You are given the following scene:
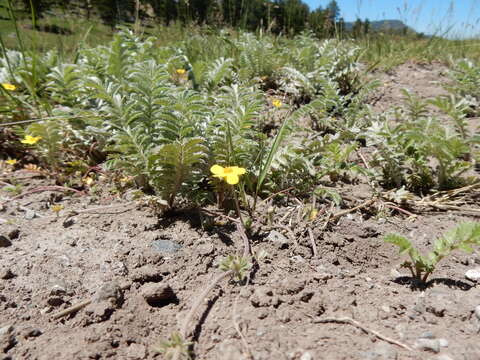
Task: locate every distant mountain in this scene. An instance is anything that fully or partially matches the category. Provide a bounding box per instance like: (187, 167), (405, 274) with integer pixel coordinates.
(344, 19), (413, 32)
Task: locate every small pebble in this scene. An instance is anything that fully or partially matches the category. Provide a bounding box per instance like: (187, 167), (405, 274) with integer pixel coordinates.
(267, 230), (289, 249)
(94, 282), (123, 307)
(438, 339), (448, 348)
(465, 268), (480, 282)
(24, 209), (36, 220)
(50, 285), (66, 296)
(256, 328), (266, 337)
(197, 243), (214, 256)
(151, 240), (181, 254)
(300, 352), (313, 360)
(414, 338), (440, 353)
(381, 305), (391, 313)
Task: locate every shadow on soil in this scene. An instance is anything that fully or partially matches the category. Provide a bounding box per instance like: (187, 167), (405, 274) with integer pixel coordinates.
(393, 276), (473, 291)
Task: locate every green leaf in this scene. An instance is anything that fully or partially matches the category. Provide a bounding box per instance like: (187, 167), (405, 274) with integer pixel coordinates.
(384, 234), (413, 255)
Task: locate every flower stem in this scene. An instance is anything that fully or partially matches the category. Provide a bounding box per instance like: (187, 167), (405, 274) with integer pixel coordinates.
(232, 187), (251, 256)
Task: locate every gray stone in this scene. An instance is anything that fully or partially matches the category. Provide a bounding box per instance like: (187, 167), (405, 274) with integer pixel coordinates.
(50, 285), (67, 296)
(140, 283), (176, 307)
(414, 338), (440, 353)
(151, 239), (181, 254)
(0, 235), (12, 248)
(256, 328), (266, 336)
(93, 282), (123, 307)
(381, 305), (391, 313)
(465, 268), (480, 282)
(24, 209), (36, 220)
(438, 338), (449, 348)
(300, 352), (313, 360)
(267, 230), (289, 249)
(197, 243), (214, 256)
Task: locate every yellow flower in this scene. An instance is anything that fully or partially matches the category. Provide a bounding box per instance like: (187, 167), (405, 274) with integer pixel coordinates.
(83, 177), (94, 186)
(272, 99), (282, 108)
(119, 176), (131, 184)
(210, 165), (246, 185)
(5, 159), (17, 165)
(51, 204), (64, 213)
(24, 163), (41, 172)
(176, 69), (186, 75)
(1, 83), (16, 91)
(21, 135), (42, 145)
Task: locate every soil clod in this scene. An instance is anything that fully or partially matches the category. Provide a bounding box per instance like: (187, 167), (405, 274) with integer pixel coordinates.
(140, 283), (177, 307)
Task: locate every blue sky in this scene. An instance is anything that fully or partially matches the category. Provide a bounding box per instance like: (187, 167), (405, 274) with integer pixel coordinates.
(304, 0), (480, 38)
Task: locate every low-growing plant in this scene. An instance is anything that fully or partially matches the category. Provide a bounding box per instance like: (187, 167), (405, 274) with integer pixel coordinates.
(447, 59), (480, 114)
(384, 222), (480, 283)
(1, 28), (376, 211)
(219, 254), (252, 282)
(366, 90), (477, 193)
(152, 332), (191, 360)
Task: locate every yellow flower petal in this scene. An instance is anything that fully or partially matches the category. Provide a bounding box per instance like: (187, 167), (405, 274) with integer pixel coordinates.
(176, 69), (186, 75)
(231, 166), (246, 175)
(225, 174), (239, 185)
(210, 164), (224, 175)
(272, 99), (282, 108)
(210, 164), (246, 185)
(5, 159), (17, 165)
(20, 135), (42, 145)
(83, 177), (94, 186)
(1, 83), (16, 91)
(51, 204), (64, 213)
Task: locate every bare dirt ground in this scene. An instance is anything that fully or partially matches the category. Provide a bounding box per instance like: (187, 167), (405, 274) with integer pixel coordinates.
(1, 63), (480, 360)
(370, 61), (450, 113)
